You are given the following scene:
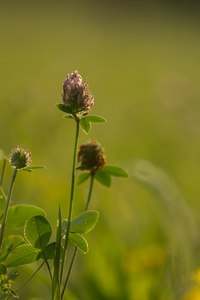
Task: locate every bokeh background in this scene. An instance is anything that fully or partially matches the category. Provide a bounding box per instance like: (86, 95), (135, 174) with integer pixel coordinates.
(1, 1), (200, 299)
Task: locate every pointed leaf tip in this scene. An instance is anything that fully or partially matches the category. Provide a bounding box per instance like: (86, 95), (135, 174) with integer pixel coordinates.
(103, 165), (128, 177)
(23, 165), (46, 172)
(85, 115), (106, 123)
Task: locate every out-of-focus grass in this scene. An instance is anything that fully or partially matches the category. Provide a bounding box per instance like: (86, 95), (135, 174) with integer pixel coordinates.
(1, 1), (200, 299)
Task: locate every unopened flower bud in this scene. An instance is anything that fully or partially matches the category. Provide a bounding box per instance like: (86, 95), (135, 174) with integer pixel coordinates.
(9, 146), (32, 170)
(78, 141), (105, 173)
(62, 70), (94, 117)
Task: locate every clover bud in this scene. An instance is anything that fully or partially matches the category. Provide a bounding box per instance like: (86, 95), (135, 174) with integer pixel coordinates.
(9, 146), (32, 170)
(62, 70), (94, 117)
(78, 141), (105, 174)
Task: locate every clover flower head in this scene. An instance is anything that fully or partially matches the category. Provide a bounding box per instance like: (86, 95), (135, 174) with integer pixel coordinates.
(78, 141), (105, 173)
(9, 146), (32, 170)
(62, 70), (94, 117)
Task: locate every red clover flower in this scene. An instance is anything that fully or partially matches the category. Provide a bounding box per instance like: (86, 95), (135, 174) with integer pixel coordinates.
(78, 141), (105, 174)
(62, 70), (94, 117)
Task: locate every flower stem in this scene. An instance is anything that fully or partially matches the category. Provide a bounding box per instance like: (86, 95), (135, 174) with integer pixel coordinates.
(60, 119), (80, 284)
(0, 158), (7, 187)
(85, 173), (95, 210)
(0, 167), (18, 247)
(61, 174), (95, 299)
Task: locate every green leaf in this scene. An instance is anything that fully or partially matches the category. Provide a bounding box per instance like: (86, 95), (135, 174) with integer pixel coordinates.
(24, 215), (52, 249)
(77, 173), (90, 185)
(64, 114), (74, 119)
(70, 210), (99, 234)
(0, 264), (7, 275)
(0, 187), (6, 218)
(95, 170), (112, 187)
(7, 205), (46, 229)
(85, 115), (106, 123)
(0, 235), (25, 262)
(42, 242), (56, 260)
(69, 233), (88, 254)
(80, 117), (91, 133)
(23, 165), (46, 172)
(56, 103), (73, 115)
(103, 165), (128, 177)
(5, 244), (39, 267)
(80, 115), (106, 134)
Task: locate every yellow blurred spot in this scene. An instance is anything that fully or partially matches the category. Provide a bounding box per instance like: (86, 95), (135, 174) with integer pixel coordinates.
(193, 268), (200, 284)
(181, 268), (200, 300)
(182, 287), (200, 300)
(124, 244), (166, 273)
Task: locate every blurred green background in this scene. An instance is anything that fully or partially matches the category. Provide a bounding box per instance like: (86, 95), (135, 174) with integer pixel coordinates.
(1, 1), (200, 299)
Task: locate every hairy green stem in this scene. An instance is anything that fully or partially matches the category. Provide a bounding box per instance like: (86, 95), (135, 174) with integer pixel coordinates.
(61, 174), (95, 299)
(60, 119), (80, 284)
(0, 167), (18, 247)
(0, 158), (6, 187)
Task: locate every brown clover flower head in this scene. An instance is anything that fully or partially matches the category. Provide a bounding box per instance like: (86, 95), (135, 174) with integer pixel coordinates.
(62, 70), (94, 116)
(78, 141), (105, 173)
(9, 146), (32, 170)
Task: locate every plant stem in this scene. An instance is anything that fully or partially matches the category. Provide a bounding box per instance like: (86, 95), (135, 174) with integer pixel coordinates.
(0, 158), (6, 187)
(61, 174), (95, 299)
(60, 119), (80, 283)
(61, 247), (77, 300)
(85, 173), (95, 210)
(0, 167), (18, 247)
(52, 206), (62, 300)
(43, 254), (53, 280)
